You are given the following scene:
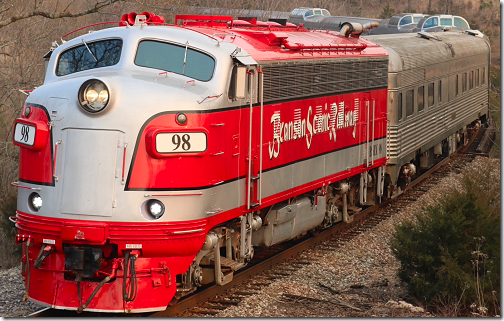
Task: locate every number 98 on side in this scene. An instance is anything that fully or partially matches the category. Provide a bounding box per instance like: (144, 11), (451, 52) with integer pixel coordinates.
(155, 132), (207, 154)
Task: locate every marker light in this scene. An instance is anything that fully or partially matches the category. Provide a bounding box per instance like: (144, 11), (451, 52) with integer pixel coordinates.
(147, 199), (165, 219)
(176, 113), (187, 125)
(24, 106), (31, 118)
(78, 79), (110, 113)
(29, 192), (42, 211)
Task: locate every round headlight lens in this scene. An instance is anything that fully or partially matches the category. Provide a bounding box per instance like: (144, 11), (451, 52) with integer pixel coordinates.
(29, 192), (42, 211)
(85, 89), (99, 103)
(98, 90), (109, 104)
(147, 199), (165, 219)
(78, 80), (110, 113)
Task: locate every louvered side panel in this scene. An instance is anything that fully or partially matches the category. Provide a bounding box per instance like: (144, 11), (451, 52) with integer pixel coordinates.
(261, 58), (388, 103)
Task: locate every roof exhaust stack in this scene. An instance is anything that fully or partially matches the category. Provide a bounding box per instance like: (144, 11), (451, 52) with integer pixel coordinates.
(340, 21), (379, 37)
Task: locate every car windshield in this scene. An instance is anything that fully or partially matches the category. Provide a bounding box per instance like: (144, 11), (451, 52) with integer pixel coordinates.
(135, 40), (215, 81)
(57, 39), (122, 76)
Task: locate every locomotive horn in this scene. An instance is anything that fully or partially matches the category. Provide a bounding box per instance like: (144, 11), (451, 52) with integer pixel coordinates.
(141, 12), (154, 21)
(127, 12), (137, 26)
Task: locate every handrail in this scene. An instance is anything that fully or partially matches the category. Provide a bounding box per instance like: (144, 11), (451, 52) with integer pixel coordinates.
(11, 182), (41, 191)
(61, 21), (122, 40)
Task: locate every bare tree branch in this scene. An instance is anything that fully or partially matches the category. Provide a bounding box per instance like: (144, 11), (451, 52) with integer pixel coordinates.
(0, 0), (123, 29)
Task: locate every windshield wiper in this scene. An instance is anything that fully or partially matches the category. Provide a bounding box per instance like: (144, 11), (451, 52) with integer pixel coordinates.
(183, 41), (188, 75)
(82, 39), (98, 62)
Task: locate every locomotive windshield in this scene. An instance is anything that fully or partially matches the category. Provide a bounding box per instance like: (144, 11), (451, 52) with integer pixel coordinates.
(135, 40), (215, 81)
(56, 39), (122, 76)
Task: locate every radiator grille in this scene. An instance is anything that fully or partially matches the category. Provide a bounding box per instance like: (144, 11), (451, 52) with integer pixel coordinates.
(261, 57), (388, 103)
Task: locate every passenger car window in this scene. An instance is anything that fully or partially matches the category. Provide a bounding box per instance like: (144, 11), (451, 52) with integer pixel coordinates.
(428, 83), (434, 107)
(423, 17), (438, 29)
(462, 73), (467, 92)
(398, 92), (403, 120)
(482, 68), (485, 84)
(455, 75), (459, 97)
(438, 80), (442, 104)
(418, 86), (424, 111)
(440, 18), (452, 26)
(469, 71), (474, 90)
(454, 17), (469, 29)
(57, 39), (122, 76)
(135, 40), (215, 81)
(476, 69), (479, 87)
(406, 89), (414, 116)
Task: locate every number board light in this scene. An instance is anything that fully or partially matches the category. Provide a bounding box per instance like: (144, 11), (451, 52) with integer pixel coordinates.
(12, 119), (49, 150)
(14, 123), (36, 146)
(155, 132), (207, 154)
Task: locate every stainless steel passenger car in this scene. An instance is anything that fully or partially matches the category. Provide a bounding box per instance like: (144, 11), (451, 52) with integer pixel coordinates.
(363, 31), (490, 193)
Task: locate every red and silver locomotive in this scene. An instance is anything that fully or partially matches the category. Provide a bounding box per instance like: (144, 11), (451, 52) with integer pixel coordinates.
(11, 12), (488, 312)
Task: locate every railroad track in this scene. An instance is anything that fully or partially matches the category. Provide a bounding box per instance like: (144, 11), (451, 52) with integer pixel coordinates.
(27, 127), (489, 318)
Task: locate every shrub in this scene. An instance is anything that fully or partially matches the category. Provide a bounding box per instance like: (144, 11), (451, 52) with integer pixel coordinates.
(391, 158), (500, 316)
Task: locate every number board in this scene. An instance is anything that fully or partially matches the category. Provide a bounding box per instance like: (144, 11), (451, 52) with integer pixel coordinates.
(156, 132), (207, 154)
(14, 123), (36, 146)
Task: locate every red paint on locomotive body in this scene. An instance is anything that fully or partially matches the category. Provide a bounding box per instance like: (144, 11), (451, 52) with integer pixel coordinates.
(127, 90), (387, 191)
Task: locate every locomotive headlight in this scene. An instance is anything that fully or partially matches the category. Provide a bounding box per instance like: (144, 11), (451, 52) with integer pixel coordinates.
(78, 79), (110, 113)
(29, 192), (42, 211)
(147, 199), (165, 219)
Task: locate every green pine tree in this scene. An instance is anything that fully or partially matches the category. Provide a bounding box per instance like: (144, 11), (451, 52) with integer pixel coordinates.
(379, 2), (395, 19)
(391, 159), (500, 314)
